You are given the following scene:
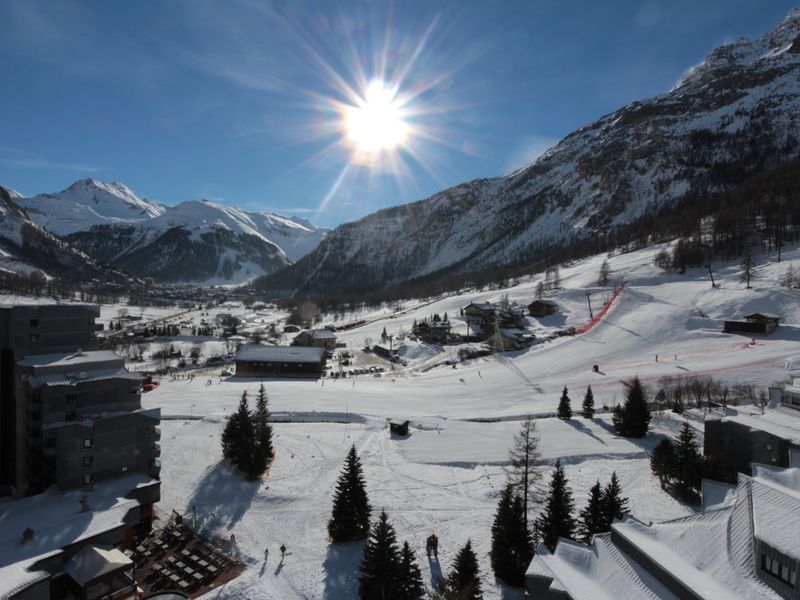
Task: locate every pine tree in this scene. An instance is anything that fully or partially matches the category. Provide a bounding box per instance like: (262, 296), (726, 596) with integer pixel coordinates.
(557, 386), (572, 419)
(601, 472), (629, 530)
(328, 445), (372, 542)
(396, 542), (426, 600)
(650, 438), (675, 490)
(490, 486), (534, 587)
(445, 540), (483, 600)
(506, 416), (542, 532)
(581, 386), (595, 419)
(381, 327), (388, 340)
(253, 383), (273, 465)
(578, 481), (604, 542)
(534, 461), (576, 552)
(220, 392), (256, 478)
(535, 281), (544, 300)
(598, 259), (611, 287)
(740, 250), (757, 289)
(613, 376), (650, 438)
(359, 510), (400, 600)
(673, 422), (702, 499)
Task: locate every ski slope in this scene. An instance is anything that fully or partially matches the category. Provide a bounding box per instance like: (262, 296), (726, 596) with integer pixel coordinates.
(143, 243), (800, 599)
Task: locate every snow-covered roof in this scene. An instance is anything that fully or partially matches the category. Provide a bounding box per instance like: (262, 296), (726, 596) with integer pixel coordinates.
(17, 350), (123, 370)
(298, 329), (336, 339)
(529, 466), (800, 599)
(722, 410), (800, 446)
(27, 367), (141, 389)
(465, 302), (495, 312)
(0, 474), (155, 598)
(64, 545), (132, 585)
(236, 345), (325, 363)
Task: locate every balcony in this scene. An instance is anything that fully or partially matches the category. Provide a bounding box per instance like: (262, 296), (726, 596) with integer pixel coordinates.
(149, 426), (161, 441)
(150, 442), (161, 457)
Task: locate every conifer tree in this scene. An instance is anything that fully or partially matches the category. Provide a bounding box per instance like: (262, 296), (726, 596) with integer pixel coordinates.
(601, 472), (629, 530)
(613, 376), (650, 437)
(506, 416), (542, 531)
(557, 386), (572, 419)
(490, 486), (534, 587)
(673, 422), (702, 499)
(598, 259), (611, 287)
(534, 461), (575, 552)
(253, 383), (273, 464)
(740, 250), (757, 289)
(359, 510), (400, 600)
(329, 445), (372, 542)
(650, 438), (675, 490)
(221, 392), (256, 477)
(445, 540), (483, 600)
(396, 542), (426, 600)
(578, 481), (604, 542)
(581, 386), (595, 419)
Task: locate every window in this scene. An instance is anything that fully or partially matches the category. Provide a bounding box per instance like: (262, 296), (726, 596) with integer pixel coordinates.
(65, 410), (76, 421)
(29, 334), (39, 343)
(29, 319), (39, 327)
(83, 438), (93, 448)
(83, 456), (93, 467)
(766, 443), (773, 451)
(66, 394), (77, 404)
(762, 553), (797, 588)
(83, 473), (93, 485)
(121, 465), (128, 473)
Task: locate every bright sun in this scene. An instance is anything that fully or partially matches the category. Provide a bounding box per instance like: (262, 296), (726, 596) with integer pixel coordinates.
(344, 79), (409, 154)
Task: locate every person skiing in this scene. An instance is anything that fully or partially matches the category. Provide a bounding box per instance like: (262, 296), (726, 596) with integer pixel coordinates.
(280, 544), (287, 559)
(426, 534), (438, 557)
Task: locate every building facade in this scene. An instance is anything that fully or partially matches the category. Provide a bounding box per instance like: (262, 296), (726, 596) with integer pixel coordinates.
(236, 345), (326, 378)
(0, 305), (160, 499)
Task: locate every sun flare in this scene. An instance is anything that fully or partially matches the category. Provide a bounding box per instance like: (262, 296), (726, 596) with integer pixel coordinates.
(343, 79), (410, 154)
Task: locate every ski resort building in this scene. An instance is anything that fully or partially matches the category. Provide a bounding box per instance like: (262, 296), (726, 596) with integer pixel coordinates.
(781, 377), (800, 411)
(723, 313), (781, 335)
(0, 305), (161, 499)
(526, 464), (800, 600)
(291, 329), (337, 351)
(528, 300), (558, 318)
(235, 345), (326, 378)
(705, 410), (800, 476)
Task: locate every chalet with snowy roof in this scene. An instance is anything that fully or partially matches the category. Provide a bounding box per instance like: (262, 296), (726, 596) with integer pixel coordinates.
(292, 329), (338, 351)
(372, 342), (399, 360)
(705, 409), (800, 476)
(528, 299), (558, 318)
(724, 313), (781, 336)
(526, 464), (800, 600)
(235, 345), (326, 378)
(463, 302), (497, 327)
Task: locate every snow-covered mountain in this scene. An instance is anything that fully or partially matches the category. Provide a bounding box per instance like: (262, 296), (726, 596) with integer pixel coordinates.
(17, 178), (166, 235)
(9, 180), (326, 284)
(262, 9), (800, 297)
(62, 198), (326, 285)
(0, 186), (133, 282)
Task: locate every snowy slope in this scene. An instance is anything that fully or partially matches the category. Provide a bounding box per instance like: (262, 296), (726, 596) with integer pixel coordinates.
(139, 242), (800, 599)
(17, 178), (166, 235)
(263, 9), (800, 297)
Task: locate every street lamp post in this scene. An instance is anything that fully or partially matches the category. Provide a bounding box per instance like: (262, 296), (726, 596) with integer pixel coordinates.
(585, 290), (594, 319)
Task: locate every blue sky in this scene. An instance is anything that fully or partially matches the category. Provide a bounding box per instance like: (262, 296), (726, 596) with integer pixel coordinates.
(0, 0), (795, 228)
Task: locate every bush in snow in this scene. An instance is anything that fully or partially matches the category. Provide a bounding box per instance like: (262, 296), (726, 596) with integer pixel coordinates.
(328, 445), (372, 542)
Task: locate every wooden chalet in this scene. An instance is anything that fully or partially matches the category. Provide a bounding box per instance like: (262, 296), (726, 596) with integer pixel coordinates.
(528, 299), (558, 318)
(723, 313), (780, 335)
